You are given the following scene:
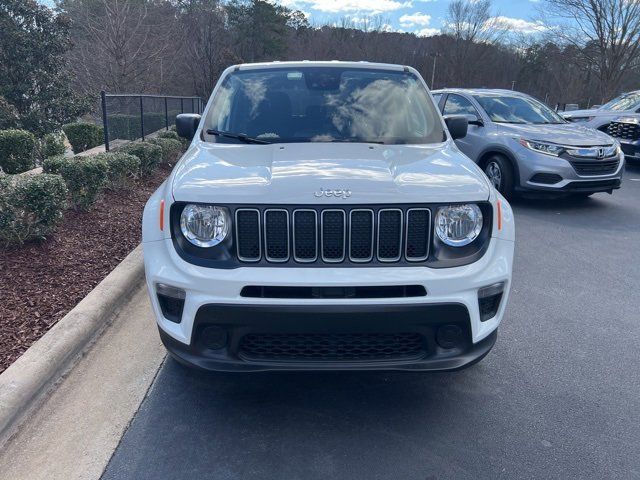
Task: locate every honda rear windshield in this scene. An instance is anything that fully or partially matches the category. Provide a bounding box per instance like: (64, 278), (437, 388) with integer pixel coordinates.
(474, 94), (566, 125)
(203, 67), (444, 144)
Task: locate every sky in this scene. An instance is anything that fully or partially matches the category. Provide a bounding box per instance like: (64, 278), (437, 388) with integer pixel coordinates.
(39, 0), (548, 38)
(276, 0), (547, 37)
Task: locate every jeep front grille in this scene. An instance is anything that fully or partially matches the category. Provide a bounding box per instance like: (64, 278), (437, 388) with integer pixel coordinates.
(235, 206), (432, 265)
(607, 121), (640, 141)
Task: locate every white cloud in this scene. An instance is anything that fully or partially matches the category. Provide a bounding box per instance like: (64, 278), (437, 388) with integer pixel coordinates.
(491, 16), (548, 34)
(283, 0), (412, 14)
(399, 13), (432, 28)
(416, 27), (440, 37)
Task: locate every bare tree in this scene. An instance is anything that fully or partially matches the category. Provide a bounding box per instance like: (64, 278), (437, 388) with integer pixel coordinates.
(443, 0), (506, 86)
(541, 0), (640, 101)
(62, 0), (177, 94)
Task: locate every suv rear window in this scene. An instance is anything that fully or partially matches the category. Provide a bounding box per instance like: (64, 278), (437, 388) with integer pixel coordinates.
(204, 67), (444, 144)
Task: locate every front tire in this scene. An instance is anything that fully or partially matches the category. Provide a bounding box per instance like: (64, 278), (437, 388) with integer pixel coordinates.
(483, 155), (515, 199)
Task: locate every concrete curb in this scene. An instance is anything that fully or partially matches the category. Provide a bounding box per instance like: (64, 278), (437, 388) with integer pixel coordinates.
(0, 244), (145, 448)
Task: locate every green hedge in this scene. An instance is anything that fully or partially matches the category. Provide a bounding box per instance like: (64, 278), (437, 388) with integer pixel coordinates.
(94, 152), (140, 189)
(156, 130), (180, 141)
(42, 132), (66, 158)
(59, 156), (108, 210)
(149, 137), (183, 163)
(0, 129), (36, 174)
(119, 142), (162, 175)
(62, 123), (104, 154)
(42, 155), (67, 175)
(0, 173), (68, 245)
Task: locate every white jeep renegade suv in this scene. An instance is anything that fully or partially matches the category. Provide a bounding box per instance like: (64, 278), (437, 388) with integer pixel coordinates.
(142, 61), (515, 371)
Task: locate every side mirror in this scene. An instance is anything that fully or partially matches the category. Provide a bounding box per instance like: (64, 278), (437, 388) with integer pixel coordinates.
(466, 114), (484, 127)
(176, 114), (201, 140)
(444, 115), (468, 140)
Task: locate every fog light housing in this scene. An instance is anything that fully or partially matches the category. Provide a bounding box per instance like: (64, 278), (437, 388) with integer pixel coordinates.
(478, 282), (504, 322)
(156, 283), (185, 324)
(436, 324), (463, 349)
(200, 326), (228, 350)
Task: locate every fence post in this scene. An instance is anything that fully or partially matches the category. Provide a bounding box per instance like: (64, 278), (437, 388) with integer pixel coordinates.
(101, 91), (110, 152)
(191, 97), (194, 113)
(140, 96), (145, 141)
(180, 98), (184, 114)
(164, 97), (169, 131)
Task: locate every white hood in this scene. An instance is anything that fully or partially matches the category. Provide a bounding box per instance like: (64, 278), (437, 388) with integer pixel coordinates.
(171, 141), (491, 205)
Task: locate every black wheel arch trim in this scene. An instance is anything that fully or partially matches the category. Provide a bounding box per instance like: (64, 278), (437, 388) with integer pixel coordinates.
(476, 146), (521, 187)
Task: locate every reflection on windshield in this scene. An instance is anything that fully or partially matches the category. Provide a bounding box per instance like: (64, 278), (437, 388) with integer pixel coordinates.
(474, 94), (565, 125)
(600, 92), (640, 111)
(204, 67), (444, 144)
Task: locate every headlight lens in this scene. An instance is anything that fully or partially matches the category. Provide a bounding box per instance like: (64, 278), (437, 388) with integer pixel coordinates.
(519, 138), (565, 156)
(435, 204), (483, 247)
(569, 116), (594, 123)
(180, 204), (230, 247)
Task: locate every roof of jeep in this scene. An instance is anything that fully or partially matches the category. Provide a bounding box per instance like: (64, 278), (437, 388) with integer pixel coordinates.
(230, 60), (407, 72)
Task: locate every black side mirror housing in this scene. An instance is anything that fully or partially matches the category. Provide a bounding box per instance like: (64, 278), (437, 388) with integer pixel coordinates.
(176, 114), (202, 140)
(466, 114), (484, 127)
(444, 115), (469, 140)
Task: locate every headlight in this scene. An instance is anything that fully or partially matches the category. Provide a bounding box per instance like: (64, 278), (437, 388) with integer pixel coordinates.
(180, 204), (230, 247)
(569, 116), (594, 123)
(435, 204), (483, 247)
(519, 138), (565, 157)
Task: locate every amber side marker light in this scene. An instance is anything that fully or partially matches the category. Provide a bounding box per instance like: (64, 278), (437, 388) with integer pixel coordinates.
(497, 200), (502, 231)
(160, 200), (165, 231)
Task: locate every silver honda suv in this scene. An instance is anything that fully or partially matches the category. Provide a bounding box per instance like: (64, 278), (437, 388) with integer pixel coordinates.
(431, 88), (624, 198)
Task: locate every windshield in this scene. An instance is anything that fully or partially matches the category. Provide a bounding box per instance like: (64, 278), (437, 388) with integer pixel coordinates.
(473, 94), (565, 124)
(204, 67), (444, 144)
(600, 92), (640, 111)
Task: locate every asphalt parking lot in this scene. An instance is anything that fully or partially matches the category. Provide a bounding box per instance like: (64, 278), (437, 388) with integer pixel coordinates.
(102, 166), (640, 480)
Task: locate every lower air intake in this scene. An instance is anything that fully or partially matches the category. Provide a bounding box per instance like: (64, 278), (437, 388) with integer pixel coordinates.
(239, 332), (425, 361)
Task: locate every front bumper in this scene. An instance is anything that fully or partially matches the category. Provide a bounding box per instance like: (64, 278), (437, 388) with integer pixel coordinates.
(619, 139), (640, 161)
(513, 143), (624, 194)
(143, 235), (513, 371)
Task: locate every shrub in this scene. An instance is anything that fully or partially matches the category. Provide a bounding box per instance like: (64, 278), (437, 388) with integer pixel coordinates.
(94, 152), (140, 189)
(157, 130), (180, 141)
(119, 142), (162, 175)
(59, 156), (108, 210)
(149, 137), (183, 163)
(42, 131), (66, 158)
(62, 123), (104, 154)
(0, 129), (36, 174)
(0, 173), (68, 245)
(42, 154), (68, 175)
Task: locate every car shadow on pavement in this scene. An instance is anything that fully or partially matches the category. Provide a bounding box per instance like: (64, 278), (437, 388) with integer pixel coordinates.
(102, 356), (516, 479)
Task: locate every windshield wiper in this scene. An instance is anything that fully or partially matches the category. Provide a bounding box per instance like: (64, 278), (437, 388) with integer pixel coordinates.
(206, 129), (271, 144)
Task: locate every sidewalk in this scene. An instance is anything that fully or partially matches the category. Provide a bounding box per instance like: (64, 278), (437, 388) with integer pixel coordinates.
(0, 285), (165, 480)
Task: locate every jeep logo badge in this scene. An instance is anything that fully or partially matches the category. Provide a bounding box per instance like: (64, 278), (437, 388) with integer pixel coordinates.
(314, 188), (352, 199)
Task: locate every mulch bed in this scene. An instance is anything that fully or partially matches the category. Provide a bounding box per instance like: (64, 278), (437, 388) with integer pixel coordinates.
(0, 164), (173, 373)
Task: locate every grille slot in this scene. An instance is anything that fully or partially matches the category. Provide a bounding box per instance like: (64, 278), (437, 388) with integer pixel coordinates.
(570, 159), (620, 176)
(321, 210), (346, 262)
(607, 121), (640, 141)
(239, 332), (426, 362)
(405, 209), (430, 261)
(264, 209), (289, 262)
(235, 209), (261, 261)
(377, 209), (403, 262)
(293, 210), (317, 262)
(349, 209), (374, 262)
(240, 285), (427, 299)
